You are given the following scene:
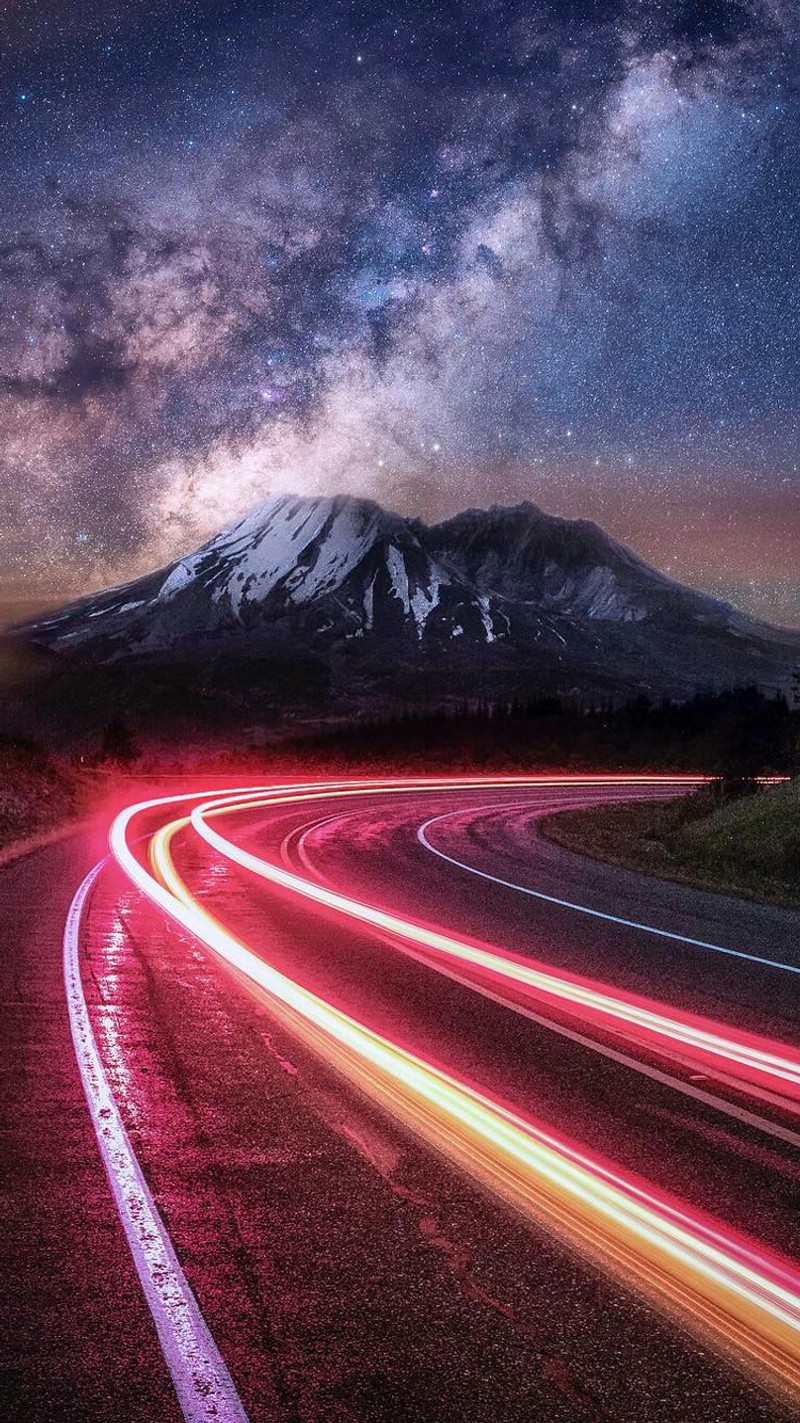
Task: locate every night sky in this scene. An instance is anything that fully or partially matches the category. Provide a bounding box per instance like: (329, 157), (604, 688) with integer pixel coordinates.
(1, 0), (797, 625)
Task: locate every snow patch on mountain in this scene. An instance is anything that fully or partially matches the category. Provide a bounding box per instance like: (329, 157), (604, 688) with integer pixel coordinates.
(363, 574), (377, 631)
(20, 493), (798, 703)
(478, 595), (495, 643)
(410, 577), (442, 636)
(386, 545), (410, 614)
(159, 563), (194, 601)
(385, 546), (446, 638)
(168, 494), (396, 617)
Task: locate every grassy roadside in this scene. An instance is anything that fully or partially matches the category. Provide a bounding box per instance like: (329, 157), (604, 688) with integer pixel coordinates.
(540, 779), (800, 912)
(0, 737), (83, 850)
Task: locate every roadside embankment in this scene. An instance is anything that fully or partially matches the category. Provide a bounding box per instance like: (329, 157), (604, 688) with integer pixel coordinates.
(540, 779), (800, 911)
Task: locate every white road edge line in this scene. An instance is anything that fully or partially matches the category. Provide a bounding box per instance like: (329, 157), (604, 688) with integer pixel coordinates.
(374, 930), (800, 1152)
(64, 858), (250, 1423)
(417, 807), (800, 977)
(291, 817), (800, 1152)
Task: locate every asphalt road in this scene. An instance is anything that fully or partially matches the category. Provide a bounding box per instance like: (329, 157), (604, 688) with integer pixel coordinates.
(3, 779), (800, 1423)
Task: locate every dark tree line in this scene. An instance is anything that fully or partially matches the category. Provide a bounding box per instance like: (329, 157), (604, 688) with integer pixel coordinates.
(284, 687), (797, 777)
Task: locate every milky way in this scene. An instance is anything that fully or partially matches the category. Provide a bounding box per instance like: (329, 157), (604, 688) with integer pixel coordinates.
(1, 0), (797, 623)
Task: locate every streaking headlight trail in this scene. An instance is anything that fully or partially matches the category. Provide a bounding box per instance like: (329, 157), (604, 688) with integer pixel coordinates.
(110, 776), (800, 1397)
(191, 782), (800, 1111)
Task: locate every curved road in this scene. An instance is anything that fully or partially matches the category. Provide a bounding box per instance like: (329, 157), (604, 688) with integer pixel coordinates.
(3, 776), (800, 1423)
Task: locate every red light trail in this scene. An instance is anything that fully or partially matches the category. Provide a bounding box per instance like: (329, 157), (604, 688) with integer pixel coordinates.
(107, 775), (800, 1397)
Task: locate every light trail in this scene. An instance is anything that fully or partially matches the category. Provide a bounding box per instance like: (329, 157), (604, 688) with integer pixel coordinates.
(284, 809), (800, 1149)
(108, 776), (800, 1396)
(186, 784), (800, 1110)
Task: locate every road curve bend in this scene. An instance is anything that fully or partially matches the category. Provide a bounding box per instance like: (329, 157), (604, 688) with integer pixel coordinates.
(5, 775), (800, 1423)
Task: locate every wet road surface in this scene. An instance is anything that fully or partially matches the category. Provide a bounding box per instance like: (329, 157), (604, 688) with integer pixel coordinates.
(3, 778), (800, 1422)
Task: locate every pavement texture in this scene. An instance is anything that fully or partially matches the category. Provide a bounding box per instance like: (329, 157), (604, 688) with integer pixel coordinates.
(2, 782), (800, 1422)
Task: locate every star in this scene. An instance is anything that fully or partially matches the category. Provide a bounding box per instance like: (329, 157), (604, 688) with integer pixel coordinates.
(0, 0), (793, 630)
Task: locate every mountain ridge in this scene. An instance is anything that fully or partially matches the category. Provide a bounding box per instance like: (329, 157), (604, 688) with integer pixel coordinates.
(18, 493), (799, 707)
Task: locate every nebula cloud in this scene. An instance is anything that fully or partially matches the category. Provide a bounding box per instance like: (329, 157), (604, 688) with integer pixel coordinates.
(0, 1), (796, 621)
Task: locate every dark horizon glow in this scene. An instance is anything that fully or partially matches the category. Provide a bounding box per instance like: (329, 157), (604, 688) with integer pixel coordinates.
(0, 2), (797, 625)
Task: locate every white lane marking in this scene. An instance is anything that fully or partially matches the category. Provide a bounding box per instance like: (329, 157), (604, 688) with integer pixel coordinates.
(418, 805), (800, 978)
(285, 790), (627, 886)
(376, 930), (800, 1152)
(288, 815), (800, 1152)
(64, 859), (250, 1423)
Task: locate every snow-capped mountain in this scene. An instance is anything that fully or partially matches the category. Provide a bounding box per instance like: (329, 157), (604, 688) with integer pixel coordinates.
(22, 494), (799, 702)
(27, 495), (509, 656)
(423, 503), (693, 622)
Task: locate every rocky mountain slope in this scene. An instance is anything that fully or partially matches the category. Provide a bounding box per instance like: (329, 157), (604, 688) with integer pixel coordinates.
(20, 494), (799, 706)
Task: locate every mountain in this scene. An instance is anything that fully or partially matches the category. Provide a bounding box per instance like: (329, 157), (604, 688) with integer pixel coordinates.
(17, 494), (800, 713)
(29, 495), (490, 657)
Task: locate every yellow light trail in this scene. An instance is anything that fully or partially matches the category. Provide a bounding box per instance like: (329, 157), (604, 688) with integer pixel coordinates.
(109, 777), (800, 1398)
(188, 783), (800, 1108)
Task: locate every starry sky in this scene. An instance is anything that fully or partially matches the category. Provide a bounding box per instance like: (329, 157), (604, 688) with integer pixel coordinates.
(1, 0), (798, 625)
